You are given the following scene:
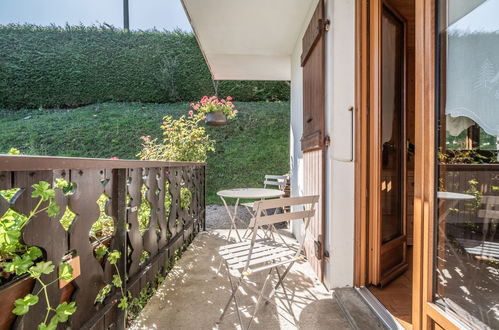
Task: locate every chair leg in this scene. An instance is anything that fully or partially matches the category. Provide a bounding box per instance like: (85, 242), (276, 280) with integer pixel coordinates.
(218, 271), (243, 326)
(227, 268), (244, 329)
(246, 267), (273, 330)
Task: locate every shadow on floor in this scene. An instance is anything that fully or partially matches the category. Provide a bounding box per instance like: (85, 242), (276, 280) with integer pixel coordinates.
(130, 230), (351, 330)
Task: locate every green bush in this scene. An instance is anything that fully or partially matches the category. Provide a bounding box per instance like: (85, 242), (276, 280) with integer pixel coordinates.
(0, 24), (289, 109)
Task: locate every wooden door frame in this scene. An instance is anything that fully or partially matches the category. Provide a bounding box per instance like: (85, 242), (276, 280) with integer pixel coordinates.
(355, 0), (468, 328)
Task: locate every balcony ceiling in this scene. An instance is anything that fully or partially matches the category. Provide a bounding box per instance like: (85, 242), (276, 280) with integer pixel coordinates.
(181, 0), (317, 81)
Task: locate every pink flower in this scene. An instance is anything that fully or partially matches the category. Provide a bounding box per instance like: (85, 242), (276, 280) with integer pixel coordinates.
(234, 110), (238, 114)
(202, 116), (206, 120)
(110, 157), (119, 160)
(227, 96), (233, 101)
(190, 103), (194, 107)
(188, 110), (194, 115)
(193, 104), (200, 110)
(221, 99), (226, 103)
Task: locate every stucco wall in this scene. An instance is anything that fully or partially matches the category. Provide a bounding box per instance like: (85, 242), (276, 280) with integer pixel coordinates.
(290, 0), (355, 289)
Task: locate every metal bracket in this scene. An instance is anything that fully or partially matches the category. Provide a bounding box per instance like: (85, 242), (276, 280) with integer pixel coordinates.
(323, 19), (331, 31)
(324, 135), (331, 148)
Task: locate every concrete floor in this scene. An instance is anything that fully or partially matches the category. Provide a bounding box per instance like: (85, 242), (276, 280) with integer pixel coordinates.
(130, 229), (351, 330)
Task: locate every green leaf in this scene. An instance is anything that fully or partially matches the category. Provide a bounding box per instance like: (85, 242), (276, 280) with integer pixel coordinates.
(26, 246), (43, 260)
(117, 296), (128, 310)
(94, 245), (108, 259)
(12, 294), (39, 315)
(112, 274), (122, 288)
(31, 182), (55, 201)
(47, 200), (60, 217)
(38, 320), (57, 330)
(107, 250), (121, 265)
(54, 301), (77, 323)
(6, 255), (34, 275)
(29, 261), (54, 278)
(58, 263), (73, 281)
(0, 227), (20, 245)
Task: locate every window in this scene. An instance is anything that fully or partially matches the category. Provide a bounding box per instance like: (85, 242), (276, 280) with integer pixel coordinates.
(435, 1), (499, 328)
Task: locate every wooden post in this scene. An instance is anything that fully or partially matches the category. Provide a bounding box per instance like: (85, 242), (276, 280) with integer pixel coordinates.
(113, 169), (128, 329)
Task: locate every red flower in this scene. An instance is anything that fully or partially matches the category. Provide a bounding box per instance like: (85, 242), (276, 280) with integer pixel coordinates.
(227, 96), (233, 101)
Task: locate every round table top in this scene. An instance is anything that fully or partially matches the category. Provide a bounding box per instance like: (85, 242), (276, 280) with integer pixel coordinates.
(217, 188), (285, 199)
(437, 191), (475, 200)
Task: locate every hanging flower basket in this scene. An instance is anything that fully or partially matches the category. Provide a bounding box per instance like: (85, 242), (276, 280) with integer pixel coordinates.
(205, 110), (227, 126)
(189, 96), (238, 127)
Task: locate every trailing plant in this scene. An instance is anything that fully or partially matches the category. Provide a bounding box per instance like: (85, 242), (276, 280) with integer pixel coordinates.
(1, 181), (77, 329)
(138, 114), (215, 162)
(0, 180), (68, 284)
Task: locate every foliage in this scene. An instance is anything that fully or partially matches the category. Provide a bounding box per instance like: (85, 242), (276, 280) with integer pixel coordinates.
(0, 182), (63, 273)
(190, 95), (238, 119)
(0, 101), (290, 204)
(0, 24), (289, 109)
(1, 181), (77, 329)
(138, 114), (215, 163)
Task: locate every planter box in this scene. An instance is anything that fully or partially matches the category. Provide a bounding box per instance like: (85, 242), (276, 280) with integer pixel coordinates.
(0, 275), (35, 330)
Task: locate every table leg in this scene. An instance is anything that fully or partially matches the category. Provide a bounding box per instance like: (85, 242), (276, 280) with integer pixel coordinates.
(221, 196), (242, 242)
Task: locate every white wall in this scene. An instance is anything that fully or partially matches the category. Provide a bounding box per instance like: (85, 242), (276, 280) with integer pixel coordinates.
(290, 0), (356, 289)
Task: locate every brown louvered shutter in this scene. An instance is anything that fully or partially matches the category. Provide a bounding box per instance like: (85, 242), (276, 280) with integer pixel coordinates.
(300, 0), (327, 282)
(301, 0), (326, 152)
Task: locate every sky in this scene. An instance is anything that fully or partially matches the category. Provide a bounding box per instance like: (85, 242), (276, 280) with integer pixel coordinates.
(449, 0), (499, 33)
(0, 0), (192, 32)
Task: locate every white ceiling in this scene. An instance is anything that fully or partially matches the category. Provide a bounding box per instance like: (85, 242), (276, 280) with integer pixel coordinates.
(181, 0), (317, 80)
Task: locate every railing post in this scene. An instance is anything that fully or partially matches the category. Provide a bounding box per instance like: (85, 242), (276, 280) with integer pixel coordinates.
(112, 169), (128, 329)
(203, 165), (206, 231)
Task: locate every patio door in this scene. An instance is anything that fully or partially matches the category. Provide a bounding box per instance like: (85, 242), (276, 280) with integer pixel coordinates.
(300, 0), (327, 281)
(369, 2), (409, 287)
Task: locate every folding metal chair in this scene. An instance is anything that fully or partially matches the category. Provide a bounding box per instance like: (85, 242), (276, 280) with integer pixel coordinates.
(241, 174), (289, 241)
(217, 195), (319, 329)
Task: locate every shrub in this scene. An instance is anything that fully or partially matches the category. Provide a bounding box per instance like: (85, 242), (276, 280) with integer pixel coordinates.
(138, 114), (215, 163)
(0, 24), (290, 109)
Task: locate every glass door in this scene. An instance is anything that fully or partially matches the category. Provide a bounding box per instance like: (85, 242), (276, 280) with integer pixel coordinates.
(433, 0), (499, 328)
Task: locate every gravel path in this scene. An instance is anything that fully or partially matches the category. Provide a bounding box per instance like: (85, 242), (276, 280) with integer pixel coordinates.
(205, 204), (253, 229)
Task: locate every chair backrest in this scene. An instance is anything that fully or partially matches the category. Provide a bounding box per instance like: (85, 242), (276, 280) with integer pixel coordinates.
(251, 195), (318, 227)
(479, 195), (499, 220)
(263, 174), (289, 191)
(243, 196), (319, 271)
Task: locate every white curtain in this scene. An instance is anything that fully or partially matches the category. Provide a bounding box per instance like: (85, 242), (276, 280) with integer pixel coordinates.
(445, 0), (499, 137)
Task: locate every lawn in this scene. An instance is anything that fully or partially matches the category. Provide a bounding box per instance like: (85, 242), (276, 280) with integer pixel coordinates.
(0, 102), (290, 204)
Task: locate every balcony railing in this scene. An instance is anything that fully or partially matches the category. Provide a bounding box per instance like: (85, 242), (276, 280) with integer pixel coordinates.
(0, 155), (206, 329)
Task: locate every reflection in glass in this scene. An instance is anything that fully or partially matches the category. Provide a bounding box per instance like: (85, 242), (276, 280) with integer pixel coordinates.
(436, 0), (499, 328)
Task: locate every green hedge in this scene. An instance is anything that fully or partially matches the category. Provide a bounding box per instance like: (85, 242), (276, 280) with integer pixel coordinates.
(0, 25), (289, 109)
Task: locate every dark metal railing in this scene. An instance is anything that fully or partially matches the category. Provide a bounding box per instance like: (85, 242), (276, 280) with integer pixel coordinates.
(0, 155), (206, 329)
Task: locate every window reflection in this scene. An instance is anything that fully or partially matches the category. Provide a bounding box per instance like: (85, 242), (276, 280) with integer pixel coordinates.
(436, 0), (499, 328)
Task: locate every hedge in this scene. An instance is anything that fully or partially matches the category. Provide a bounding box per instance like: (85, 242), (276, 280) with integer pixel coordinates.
(0, 24), (290, 109)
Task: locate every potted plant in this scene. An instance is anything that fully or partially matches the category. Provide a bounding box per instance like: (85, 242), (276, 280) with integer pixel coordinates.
(189, 96), (238, 126)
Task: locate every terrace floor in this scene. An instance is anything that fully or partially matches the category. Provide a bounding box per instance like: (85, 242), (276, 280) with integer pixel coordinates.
(130, 228), (352, 330)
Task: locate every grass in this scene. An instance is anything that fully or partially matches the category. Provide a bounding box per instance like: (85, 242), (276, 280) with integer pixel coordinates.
(0, 101), (290, 204)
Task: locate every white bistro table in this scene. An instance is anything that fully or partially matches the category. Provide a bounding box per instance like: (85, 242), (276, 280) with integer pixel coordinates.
(217, 188), (285, 242)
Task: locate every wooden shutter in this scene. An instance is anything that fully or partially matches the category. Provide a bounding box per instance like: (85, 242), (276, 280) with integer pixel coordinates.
(301, 0), (326, 152)
(300, 0), (327, 282)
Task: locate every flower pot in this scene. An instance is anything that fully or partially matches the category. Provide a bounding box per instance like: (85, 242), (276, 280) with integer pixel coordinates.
(0, 274), (35, 330)
(205, 111), (227, 126)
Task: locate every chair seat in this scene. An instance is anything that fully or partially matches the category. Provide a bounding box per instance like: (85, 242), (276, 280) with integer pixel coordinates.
(218, 238), (300, 275)
(241, 201), (255, 208)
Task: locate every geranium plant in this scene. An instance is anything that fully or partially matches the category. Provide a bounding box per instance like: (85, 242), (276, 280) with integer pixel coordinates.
(189, 96), (238, 119)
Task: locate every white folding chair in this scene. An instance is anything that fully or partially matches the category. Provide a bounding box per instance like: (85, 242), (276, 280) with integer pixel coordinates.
(242, 174), (289, 240)
(217, 195), (319, 329)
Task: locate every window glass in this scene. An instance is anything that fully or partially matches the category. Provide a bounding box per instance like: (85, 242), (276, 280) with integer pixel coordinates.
(436, 1), (499, 328)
